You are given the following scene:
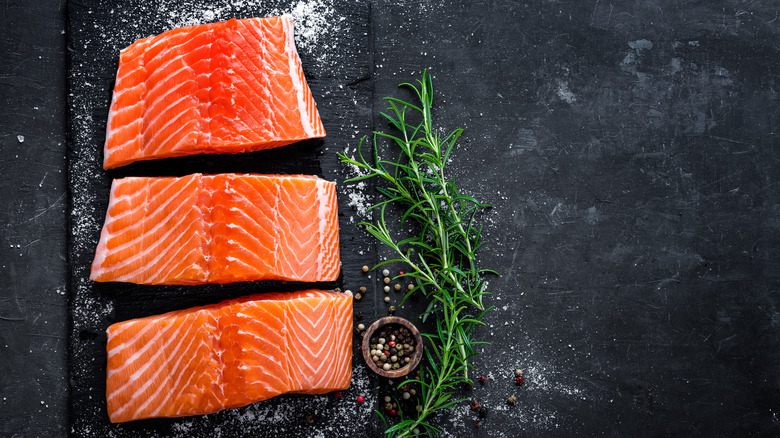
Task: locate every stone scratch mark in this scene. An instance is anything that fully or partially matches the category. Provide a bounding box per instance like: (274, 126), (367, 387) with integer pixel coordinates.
(24, 192), (65, 223)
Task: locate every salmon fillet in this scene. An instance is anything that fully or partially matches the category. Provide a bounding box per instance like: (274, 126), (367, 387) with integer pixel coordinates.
(103, 15), (325, 169)
(105, 290), (353, 423)
(90, 173), (340, 284)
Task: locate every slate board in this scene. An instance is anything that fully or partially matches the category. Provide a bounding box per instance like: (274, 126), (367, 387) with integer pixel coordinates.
(61, 0), (780, 437)
(67, 1), (379, 436)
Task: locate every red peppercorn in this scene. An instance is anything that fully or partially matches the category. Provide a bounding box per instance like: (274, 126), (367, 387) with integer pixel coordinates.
(516, 376), (525, 386)
(399, 271), (405, 275)
(384, 350), (390, 356)
(390, 409), (397, 416)
(478, 375), (487, 383)
(333, 391), (343, 398)
(357, 396), (365, 403)
(470, 400), (479, 410)
(388, 341), (396, 347)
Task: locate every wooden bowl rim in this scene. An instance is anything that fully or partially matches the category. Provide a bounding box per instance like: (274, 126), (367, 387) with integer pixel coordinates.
(361, 316), (423, 378)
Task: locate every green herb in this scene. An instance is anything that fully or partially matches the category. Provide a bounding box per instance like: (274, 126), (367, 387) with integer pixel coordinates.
(338, 70), (496, 437)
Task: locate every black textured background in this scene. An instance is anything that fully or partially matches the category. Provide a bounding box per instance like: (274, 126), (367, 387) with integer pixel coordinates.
(1, 0), (779, 436)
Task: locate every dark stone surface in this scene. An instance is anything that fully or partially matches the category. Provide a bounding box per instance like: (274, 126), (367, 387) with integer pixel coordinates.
(1, 0), (779, 436)
(0, 0), (69, 437)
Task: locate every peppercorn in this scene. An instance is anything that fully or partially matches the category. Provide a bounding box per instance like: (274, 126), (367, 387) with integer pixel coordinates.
(409, 388), (416, 396)
(344, 289), (351, 295)
(384, 277), (391, 284)
(394, 283), (401, 291)
(384, 286), (390, 293)
(413, 428), (420, 434)
(392, 363), (400, 369)
(478, 375), (487, 384)
(362, 265), (369, 272)
(384, 297), (390, 303)
(399, 270), (405, 275)
(507, 395), (516, 406)
(515, 369), (523, 376)
(402, 391), (410, 400)
(357, 323), (365, 331)
(408, 284), (414, 291)
(382, 269), (390, 276)
(359, 286), (367, 293)
(388, 305), (395, 314)
(354, 293), (362, 300)
(383, 363), (391, 371)
(357, 395), (364, 403)
(389, 348), (397, 355)
(404, 357), (410, 363)
(470, 400), (479, 410)
(516, 375), (525, 386)
(390, 409), (397, 416)
(388, 340), (396, 347)
(334, 287), (341, 292)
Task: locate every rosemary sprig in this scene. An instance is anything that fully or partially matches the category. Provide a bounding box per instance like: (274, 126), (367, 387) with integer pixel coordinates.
(338, 70), (496, 437)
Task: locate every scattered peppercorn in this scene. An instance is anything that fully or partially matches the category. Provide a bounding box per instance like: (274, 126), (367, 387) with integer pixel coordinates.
(478, 375), (487, 384)
(384, 286), (390, 293)
(384, 296), (390, 303)
(413, 428), (420, 434)
(383, 277), (391, 284)
(357, 395), (364, 403)
(515, 369), (523, 376)
(382, 269), (390, 276)
(470, 400), (479, 410)
(409, 389), (416, 396)
(388, 305), (396, 314)
(402, 391), (410, 400)
(384, 396), (392, 403)
(357, 323), (365, 331)
(507, 395), (516, 406)
(334, 287), (341, 292)
(394, 283), (401, 291)
(354, 293), (362, 300)
(399, 270), (405, 275)
(362, 265), (369, 272)
(407, 284), (414, 291)
(516, 375), (525, 386)
(359, 286), (367, 293)
(390, 409), (397, 416)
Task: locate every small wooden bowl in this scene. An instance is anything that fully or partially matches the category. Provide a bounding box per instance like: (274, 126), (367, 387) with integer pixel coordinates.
(361, 316), (423, 378)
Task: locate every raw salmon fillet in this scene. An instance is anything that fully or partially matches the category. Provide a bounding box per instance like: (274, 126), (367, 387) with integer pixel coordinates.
(103, 15), (325, 169)
(105, 290), (353, 423)
(90, 173), (340, 284)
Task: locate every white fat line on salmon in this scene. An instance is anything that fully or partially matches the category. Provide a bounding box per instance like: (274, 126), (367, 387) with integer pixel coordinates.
(282, 15), (315, 138)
